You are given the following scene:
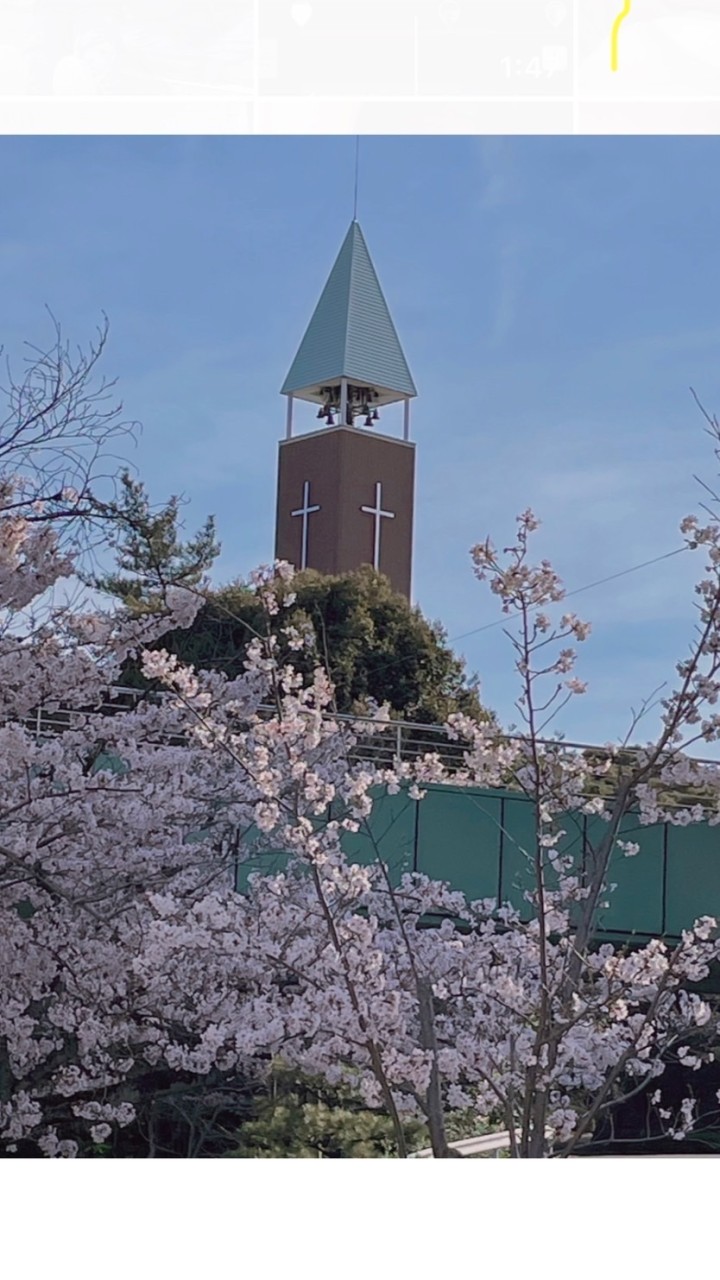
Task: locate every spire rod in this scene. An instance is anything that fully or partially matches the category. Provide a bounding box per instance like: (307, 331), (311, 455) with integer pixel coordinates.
(353, 136), (360, 222)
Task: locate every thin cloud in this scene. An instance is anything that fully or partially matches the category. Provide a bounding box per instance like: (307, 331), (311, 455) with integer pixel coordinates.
(473, 139), (529, 347)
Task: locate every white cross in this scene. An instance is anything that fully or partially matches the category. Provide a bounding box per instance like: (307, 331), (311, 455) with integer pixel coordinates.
(360, 481), (395, 571)
(291, 480), (321, 571)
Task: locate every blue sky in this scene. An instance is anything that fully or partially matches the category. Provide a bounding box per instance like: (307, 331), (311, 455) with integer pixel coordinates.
(2, 134), (720, 751)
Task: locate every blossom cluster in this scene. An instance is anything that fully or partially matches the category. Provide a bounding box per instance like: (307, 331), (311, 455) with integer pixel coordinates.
(2, 499), (720, 1160)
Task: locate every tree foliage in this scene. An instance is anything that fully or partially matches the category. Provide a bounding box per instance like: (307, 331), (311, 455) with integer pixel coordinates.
(90, 469), (220, 613)
(225, 1068), (426, 1159)
(138, 566), (490, 726)
(5, 319), (720, 1160)
(0, 312), (135, 569)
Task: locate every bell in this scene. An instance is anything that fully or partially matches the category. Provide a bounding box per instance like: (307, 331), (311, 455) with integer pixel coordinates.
(364, 413), (373, 427)
(317, 405), (325, 418)
(325, 410), (335, 426)
(372, 409), (379, 421)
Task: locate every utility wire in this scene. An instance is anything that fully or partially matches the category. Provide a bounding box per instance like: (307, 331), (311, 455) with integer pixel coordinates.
(276, 544), (691, 687)
(351, 543), (691, 689)
(333, 544), (691, 691)
(449, 545), (690, 644)
(165, 543), (692, 694)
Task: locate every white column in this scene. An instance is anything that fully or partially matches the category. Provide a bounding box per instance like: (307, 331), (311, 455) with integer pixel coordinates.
(403, 398), (410, 442)
(340, 378), (348, 427)
(360, 481), (395, 571)
(291, 480), (321, 571)
(285, 395), (294, 440)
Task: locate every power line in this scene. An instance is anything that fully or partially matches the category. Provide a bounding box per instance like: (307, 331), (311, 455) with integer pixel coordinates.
(449, 545), (689, 644)
(341, 545), (691, 695)
(360, 544), (691, 685)
(277, 544), (693, 687)
(164, 543), (692, 695)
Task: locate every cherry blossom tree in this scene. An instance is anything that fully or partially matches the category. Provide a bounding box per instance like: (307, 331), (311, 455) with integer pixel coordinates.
(104, 544), (720, 1158)
(0, 313), (135, 555)
(4, 515), (720, 1157)
(3, 323), (720, 1157)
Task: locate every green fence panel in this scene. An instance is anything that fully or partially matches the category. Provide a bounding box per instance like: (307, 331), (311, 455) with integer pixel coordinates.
(235, 789), (416, 893)
(236, 851), (293, 891)
(416, 785), (501, 902)
(229, 781), (720, 940)
(585, 812), (664, 937)
(340, 787), (416, 886)
(90, 751), (128, 776)
(496, 793), (584, 914)
(665, 821), (720, 937)
(235, 826), (292, 892)
(498, 792), (535, 912)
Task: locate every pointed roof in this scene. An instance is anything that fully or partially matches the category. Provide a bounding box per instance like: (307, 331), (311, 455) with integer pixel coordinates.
(281, 220), (417, 405)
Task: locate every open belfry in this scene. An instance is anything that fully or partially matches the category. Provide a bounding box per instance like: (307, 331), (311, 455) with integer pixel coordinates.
(275, 220), (417, 599)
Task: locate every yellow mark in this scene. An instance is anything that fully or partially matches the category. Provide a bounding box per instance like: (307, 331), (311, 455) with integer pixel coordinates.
(611, 0), (632, 71)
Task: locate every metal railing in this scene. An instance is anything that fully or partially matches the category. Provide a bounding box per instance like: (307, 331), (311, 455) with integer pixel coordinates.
(15, 685), (720, 789)
(19, 685), (159, 743)
(409, 1129), (514, 1158)
(409, 1126), (565, 1158)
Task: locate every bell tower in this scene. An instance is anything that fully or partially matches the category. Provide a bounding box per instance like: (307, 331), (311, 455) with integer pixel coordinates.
(275, 220), (417, 599)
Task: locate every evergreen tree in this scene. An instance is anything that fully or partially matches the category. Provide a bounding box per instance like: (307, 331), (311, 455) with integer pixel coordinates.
(224, 1069), (426, 1159)
(91, 469), (220, 612)
(146, 566), (491, 726)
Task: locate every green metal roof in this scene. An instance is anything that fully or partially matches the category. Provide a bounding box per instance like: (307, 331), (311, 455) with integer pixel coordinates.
(281, 220), (417, 402)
